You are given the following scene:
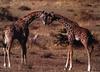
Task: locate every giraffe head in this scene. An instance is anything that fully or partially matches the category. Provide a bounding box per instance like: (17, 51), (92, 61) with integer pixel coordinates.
(40, 11), (54, 25)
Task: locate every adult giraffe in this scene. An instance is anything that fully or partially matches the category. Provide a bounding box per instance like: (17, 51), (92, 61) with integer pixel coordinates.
(3, 11), (47, 68)
(43, 12), (96, 71)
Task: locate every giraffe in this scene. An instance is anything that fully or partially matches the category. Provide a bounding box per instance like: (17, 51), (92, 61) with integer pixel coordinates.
(43, 12), (96, 71)
(2, 11), (47, 68)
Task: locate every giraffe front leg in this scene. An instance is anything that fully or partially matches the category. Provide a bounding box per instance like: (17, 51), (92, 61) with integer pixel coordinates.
(68, 48), (73, 71)
(21, 43), (27, 65)
(23, 47), (27, 65)
(3, 48), (7, 68)
(64, 49), (70, 70)
(21, 51), (26, 65)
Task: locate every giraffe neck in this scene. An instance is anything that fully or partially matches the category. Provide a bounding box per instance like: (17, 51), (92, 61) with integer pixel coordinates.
(14, 11), (43, 29)
(54, 14), (78, 26)
(53, 14), (66, 23)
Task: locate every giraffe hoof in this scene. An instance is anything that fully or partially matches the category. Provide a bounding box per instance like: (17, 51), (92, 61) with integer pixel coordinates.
(68, 68), (71, 71)
(68, 67), (72, 71)
(3, 63), (7, 68)
(88, 68), (90, 72)
(88, 66), (90, 72)
(8, 64), (11, 68)
(3, 63), (6, 68)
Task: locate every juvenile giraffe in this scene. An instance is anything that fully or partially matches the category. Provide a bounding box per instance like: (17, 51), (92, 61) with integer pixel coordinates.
(43, 12), (95, 71)
(3, 11), (46, 68)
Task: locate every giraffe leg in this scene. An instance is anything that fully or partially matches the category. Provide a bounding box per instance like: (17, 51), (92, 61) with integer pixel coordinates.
(81, 40), (91, 71)
(65, 34), (74, 71)
(7, 39), (13, 68)
(90, 45), (94, 57)
(64, 49), (70, 70)
(21, 46), (25, 64)
(20, 41), (24, 64)
(23, 45), (27, 64)
(7, 49), (10, 68)
(23, 29), (28, 64)
(69, 46), (73, 71)
(20, 40), (27, 65)
(3, 48), (7, 68)
(86, 46), (91, 72)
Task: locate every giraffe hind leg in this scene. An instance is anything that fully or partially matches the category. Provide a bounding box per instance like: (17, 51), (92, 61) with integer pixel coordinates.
(81, 39), (91, 71)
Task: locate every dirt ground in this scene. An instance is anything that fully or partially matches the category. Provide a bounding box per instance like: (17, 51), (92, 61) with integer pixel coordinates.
(0, 0), (100, 72)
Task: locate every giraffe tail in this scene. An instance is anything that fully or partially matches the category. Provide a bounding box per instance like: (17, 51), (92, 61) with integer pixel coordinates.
(88, 31), (99, 46)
